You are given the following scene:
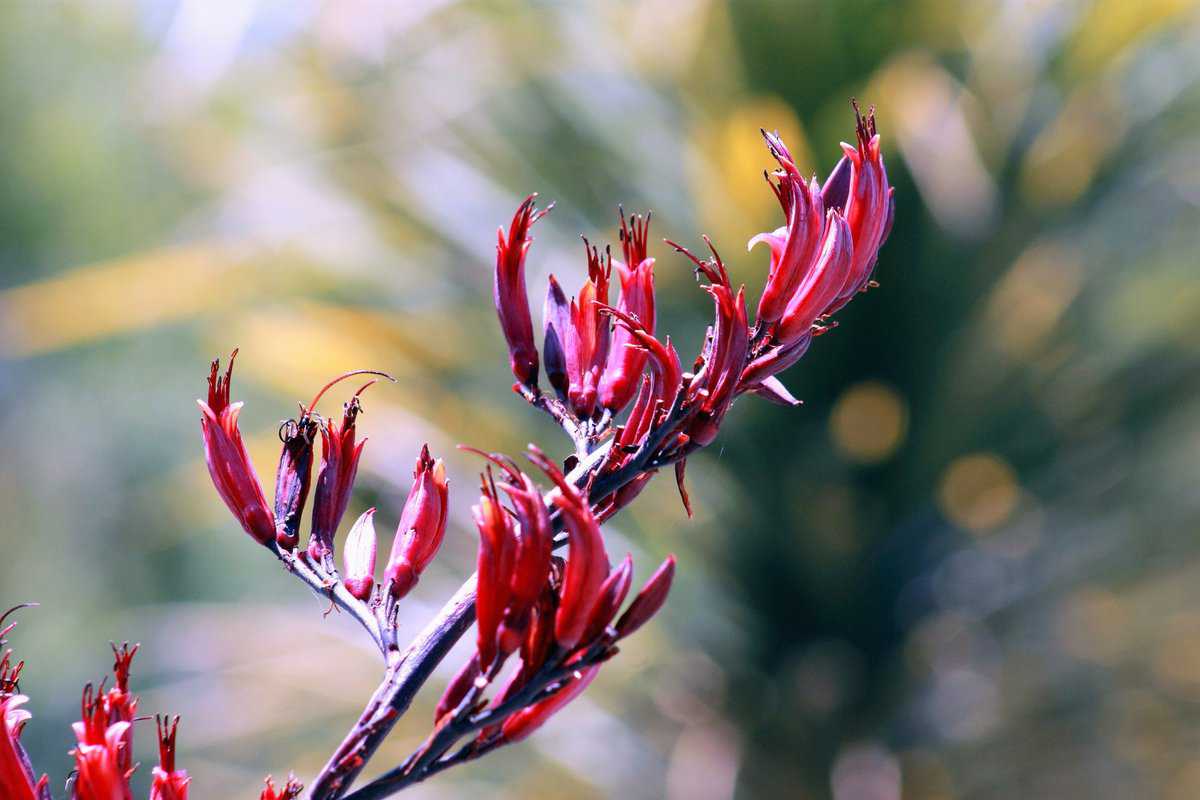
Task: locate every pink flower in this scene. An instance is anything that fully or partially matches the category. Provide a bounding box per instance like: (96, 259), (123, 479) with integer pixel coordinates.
(198, 351), (276, 546)
(741, 104), (894, 392)
(384, 445), (450, 599)
(149, 716), (189, 800)
(599, 211), (657, 413)
(495, 195), (551, 388)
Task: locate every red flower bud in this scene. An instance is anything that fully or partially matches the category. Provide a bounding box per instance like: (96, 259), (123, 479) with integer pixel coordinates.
(527, 449), (610, 650)
(561, 242), (613, 418)
(499, 665), (599, 744)
(615, 555), (676, 639)
(580, 553), (633, 645)
(672, 241), (749, 450)
(308, 393), (368, 566)
(827, 103), (894, 312)
(600, 210), (657, 413)
(150, 716), (190, 800)
(385, 446), (449, 599)
(473, 473), (518, 672)
(495, 194), (550, 388)
(752, 132), (827, 329)
(775, 210), (854, 346)
(342, 508), (378, 601)
(198, 351), (276, 546)
(542, 275), (572, 399)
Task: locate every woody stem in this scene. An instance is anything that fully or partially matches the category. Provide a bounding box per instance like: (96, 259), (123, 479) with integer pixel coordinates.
(275, 545), (386, 656)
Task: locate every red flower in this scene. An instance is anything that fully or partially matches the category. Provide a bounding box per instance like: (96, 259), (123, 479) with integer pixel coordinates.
(615, 555), (676, 639)
(527, 450), (610, 651)
(260, 775), (303, 800)
(308, 388), (371, 566)
(495, 194), (551, 388)
(751, 136), (827, 330)
(0, 695), (44, 800)
(824, 103), (895, 314)
(71, 711), (133, 800)
(543, 242), (613, 419)
(384, 445), (450, 599)
(599, 211), (657, 413)
(472, 471), (518, 672)
(341, 509), (378, 601)
(670, 240), (750, 450)
(149, 716), (189, 800)
(198, 352), (276, 546)
(740, 104), (893, 392)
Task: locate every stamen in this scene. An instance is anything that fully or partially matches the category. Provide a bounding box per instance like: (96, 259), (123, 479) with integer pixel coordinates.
(306, 370), (396, 414)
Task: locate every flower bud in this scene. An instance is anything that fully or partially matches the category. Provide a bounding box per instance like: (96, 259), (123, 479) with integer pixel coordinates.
(495, 195), (550, 388)
(384, 446), (449, 599)
(342, 509), (378, 601)
(309, 396), (367, 566)
(615, 555), (676, 639)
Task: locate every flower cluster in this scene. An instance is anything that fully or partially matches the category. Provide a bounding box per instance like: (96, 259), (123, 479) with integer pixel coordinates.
(197, 357), (449, 607)
(0, 621), (196, 800)
(177, 104), (892, 797)
(417, 447), (674, 760)
(492, 105), (893, 513)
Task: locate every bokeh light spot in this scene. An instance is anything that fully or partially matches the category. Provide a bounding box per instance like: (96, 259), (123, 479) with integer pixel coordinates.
(937, 453), (1020, 533)
(829, 381), (909, 464)
(1058, 587), (1129, 664)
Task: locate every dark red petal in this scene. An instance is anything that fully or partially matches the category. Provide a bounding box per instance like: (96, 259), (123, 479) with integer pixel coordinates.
(615, 555), (676, 639)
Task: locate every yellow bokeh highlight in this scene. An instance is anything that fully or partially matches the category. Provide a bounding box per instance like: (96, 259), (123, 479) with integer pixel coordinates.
(1068, 0), (1198, 76)
(937, 453), (1019, 533)
(1058, 587), (1129, 664)
(984, 240), (1083, 357)
(829, 381), (909, 464)
(0, 246), (242, 357)
(691, 95), (813, 256)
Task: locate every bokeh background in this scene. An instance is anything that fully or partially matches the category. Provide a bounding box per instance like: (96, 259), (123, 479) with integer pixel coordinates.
(2, 1), (1199, 798)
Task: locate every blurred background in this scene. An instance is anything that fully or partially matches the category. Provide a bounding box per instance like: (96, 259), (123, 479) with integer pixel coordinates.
(1, 1), (1199, 797)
